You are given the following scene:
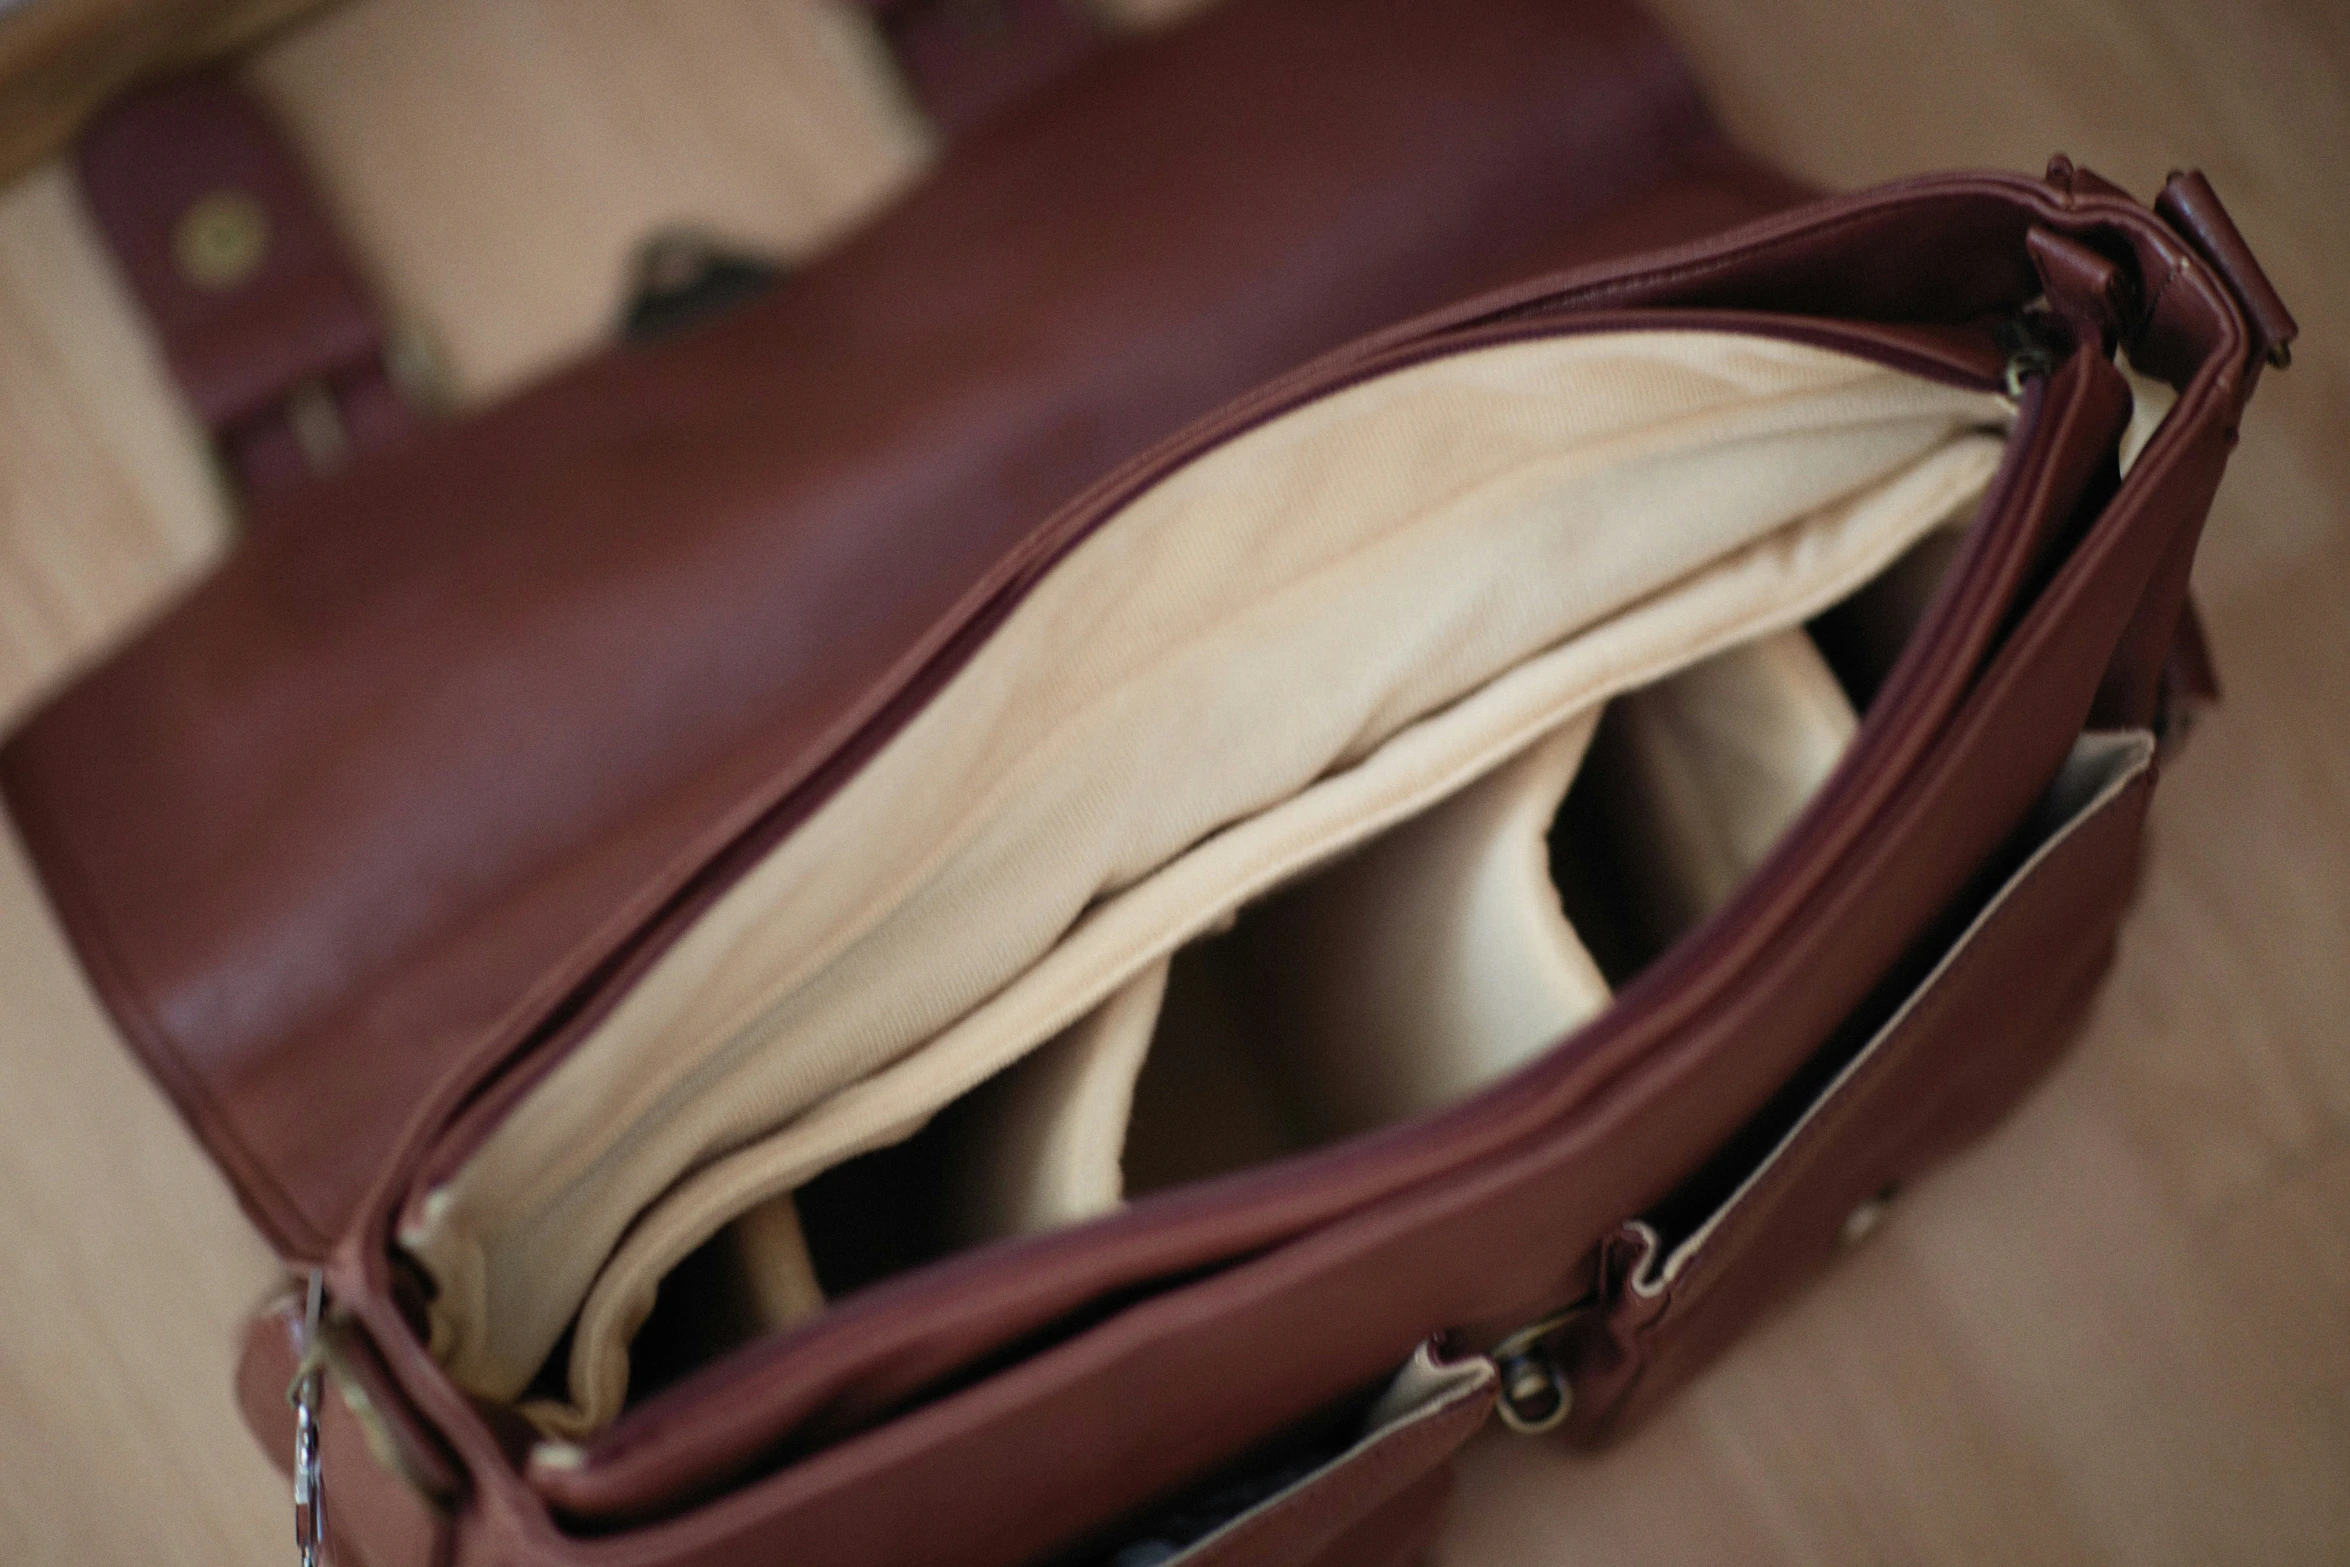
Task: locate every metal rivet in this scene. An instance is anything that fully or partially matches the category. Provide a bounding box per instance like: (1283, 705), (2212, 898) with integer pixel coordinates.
(173, 189), (270, 290)
(1839, 1185), (1899, 1250)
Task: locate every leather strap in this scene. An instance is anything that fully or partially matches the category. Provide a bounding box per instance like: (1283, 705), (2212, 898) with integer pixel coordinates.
(74, 69), (419, 504)
(70, 9), (1103, 506)
(864, 0), (1106, 135)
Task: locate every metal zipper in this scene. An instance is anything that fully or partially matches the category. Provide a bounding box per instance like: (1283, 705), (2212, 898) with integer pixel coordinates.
(1997, 311), (2060, 396)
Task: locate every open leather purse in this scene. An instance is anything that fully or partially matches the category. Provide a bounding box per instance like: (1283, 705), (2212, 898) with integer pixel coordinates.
(0, 1), (2298, 1564)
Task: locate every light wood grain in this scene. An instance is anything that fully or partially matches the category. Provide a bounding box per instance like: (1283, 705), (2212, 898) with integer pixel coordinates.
(0, 0), (2342, 1563)
(0, 0), (329, 183)
(1440, 2), (2350, 1562)
(0, 813), (286, 1566)
(0, 162), (227, 728)
(248, 0), (930, 403)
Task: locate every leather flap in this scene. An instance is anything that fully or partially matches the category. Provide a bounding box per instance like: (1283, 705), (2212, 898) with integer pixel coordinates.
(0, 0), (1793, 1257)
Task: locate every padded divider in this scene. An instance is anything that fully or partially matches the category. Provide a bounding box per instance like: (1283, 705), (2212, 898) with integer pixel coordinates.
(1223, 710), (1611, 1144)
(617, 1192), (826, 1402)
(952, 959), (1173, 1242)
(412, 330), (2009, 1435)
(725, 1196), (827, 1336)
(1116, 630), (1856, 1199)
(760, 621), (1863, 1316)
(1575, 627), (1857, 963)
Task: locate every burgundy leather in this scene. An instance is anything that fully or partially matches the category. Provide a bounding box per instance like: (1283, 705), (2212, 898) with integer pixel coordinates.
(1287, 1466), (1455, 1567)
(333, 169), (2269, 1567)
(865, 0), (1104, 136)
(74, 70), (417, 502)
(3, 0), (1802, 1259)
(1555, 747), (2156, 1440)
(2153, 169), (2299, 371)
(1172, 1379), (1491, 1567)
(7, 3), (2296, 1563)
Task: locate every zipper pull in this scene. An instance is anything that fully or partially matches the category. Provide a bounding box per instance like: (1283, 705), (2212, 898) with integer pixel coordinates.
(287, 1270), (328, 1567)
(1489, 1294), (1596, 1434)
(1996, 313), (2059, 398)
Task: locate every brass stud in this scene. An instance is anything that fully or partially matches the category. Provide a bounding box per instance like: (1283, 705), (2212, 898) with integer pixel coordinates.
(173, 189), (270, 290)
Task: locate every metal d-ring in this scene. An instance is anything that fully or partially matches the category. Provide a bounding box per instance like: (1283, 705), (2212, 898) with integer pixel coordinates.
(1488, 1296), (1593, 1435)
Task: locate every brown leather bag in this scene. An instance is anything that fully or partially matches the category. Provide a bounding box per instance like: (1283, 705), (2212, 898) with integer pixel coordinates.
(0, 1), (2295, 1564)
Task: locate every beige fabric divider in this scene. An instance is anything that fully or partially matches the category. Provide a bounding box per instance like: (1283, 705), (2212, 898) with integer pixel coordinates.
(953, 957), (1174, 1242)
(1224, 710), (1612, 1143)
(1228, 626), (1856, 1151)
(397, 330), (2008, 1428)
(715, 1190), (825, 1336)
(1600, 627), (1859, 944)
(950, 627), (1855, 1260)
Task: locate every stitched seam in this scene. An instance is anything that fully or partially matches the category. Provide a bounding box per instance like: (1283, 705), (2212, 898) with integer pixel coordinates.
(2, 765), (325, 1251)
(2137, 254), (2189, 345)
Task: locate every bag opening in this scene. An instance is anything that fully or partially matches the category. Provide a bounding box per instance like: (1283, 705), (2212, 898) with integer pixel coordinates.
(393, 326), (2011, 1435)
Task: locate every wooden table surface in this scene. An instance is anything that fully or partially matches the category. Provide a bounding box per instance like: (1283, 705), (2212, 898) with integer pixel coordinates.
(0, 2), (2341, 1563)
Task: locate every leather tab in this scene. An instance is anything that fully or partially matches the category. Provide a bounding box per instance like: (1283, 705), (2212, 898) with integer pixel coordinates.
(2026, 225), (2130, 357)
(2043, 154), (2133, 205)
(74, 70), (418, 503)
(1553, 1222), (1668, 1441)
(869, 0), (1104, 136)
(2155, 170), (2299, 372)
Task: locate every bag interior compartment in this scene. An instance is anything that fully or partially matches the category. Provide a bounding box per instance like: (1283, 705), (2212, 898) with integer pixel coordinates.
(394, 327), (2011, 1435)
(1115, 624), (1859, 1198)
(591, 518), (1973, 1424)
(626, 604), (1915, 1412)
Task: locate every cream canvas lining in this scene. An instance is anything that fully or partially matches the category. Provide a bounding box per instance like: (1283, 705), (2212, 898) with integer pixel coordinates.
(960, 626), (1854, 1242)
(398, 330), (2010, 1430)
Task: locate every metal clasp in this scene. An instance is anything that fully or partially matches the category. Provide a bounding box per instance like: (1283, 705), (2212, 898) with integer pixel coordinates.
(288, 1270), (328, 1567)
(1996, 313), (2060, 397)
(1488, 1294), (1595, 1435)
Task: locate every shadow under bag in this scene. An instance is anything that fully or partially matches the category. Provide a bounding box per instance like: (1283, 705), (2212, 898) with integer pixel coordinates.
(0, 0), (2295, 1561)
